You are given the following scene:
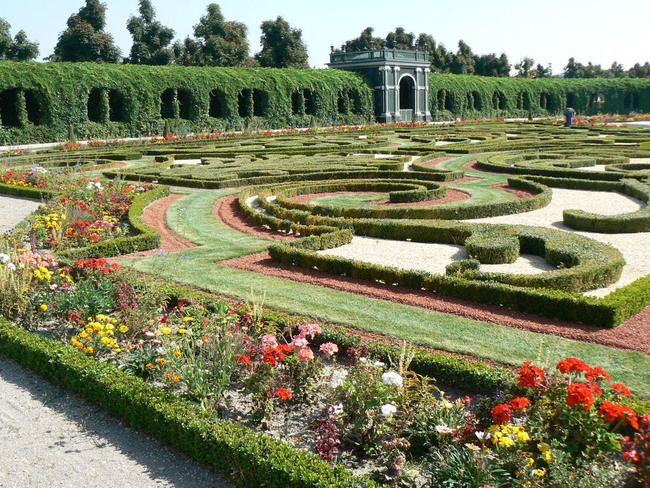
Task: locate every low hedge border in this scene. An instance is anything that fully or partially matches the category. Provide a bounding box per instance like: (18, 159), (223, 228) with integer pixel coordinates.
(521, 175), (650, 233)
(465, 232), (520, 264)
(0, 182), (57, 200)
(248, 176), (551, 221)
(0, 318), (378, 488)
(55, 185), (169, 263)
(269, 241), (627, 327)
(478, 152), (649, 182)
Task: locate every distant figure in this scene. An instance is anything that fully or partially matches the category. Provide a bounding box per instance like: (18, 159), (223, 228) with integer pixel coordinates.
(564, 107), (576, 127)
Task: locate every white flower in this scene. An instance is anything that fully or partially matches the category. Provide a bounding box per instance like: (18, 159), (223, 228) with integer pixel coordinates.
(328, 403), (344, 415)
(381, 371), (403, 387)
(6, 263), (16, 271)
(381, 403), (397, 417)
(373, 360), (385, 369)
(50, 284), (58, 290)
(465, 443), (480, 452)
(435, 423), (455, 435)
(475, 431), (486, 441)
(441, 400), (454, 409)
(328, 369), (348, 388)
(0, 253), (9, 264)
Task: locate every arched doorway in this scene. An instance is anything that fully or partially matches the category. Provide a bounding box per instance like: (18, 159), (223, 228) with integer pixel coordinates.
(399, 76), (415, 122)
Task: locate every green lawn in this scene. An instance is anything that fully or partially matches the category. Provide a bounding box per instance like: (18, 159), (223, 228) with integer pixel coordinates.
(123, 186), (650, 398)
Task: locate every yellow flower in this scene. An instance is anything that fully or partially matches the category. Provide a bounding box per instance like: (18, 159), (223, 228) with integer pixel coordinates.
(161, 327), (171, 334)
(182, 316), (194, 322)
(526, 457), (534, 468)
(516, 430), (530, 442)
(100, 336), (110, 345)
(40, 304), (48, 312)
(165, 372), (172, 379)
(178, 328), (187, 334)
(542, 451), (552, 462)
(174, 351), (182, 358)
(145, 363), (154, 369)
(533, 468), (546, 477)
(172, 375), (181, 382)
(498, 436), (514, 448)
(86, 347), (95, 354)
(119, 325), (128, 333)
(156, 358), (166, 366)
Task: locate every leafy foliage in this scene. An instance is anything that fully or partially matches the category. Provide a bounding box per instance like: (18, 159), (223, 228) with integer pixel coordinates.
(0, 18), (39, 61)
(50, 0), (121, 63)
(125, 0), (175, 65)
(174, 3), (249, 67)
(256, 17), (308, 69)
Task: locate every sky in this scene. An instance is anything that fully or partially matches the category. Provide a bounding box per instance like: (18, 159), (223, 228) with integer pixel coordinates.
(2, 0), (649, 74)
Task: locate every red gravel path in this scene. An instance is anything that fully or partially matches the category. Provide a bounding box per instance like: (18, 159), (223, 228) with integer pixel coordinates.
(114, 193), (650, 354)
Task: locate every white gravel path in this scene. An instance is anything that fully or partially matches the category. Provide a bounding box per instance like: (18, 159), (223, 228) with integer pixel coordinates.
(320, 188), (649, 297)
(0, 356), (231, 488)
(0, 194), (41, 235)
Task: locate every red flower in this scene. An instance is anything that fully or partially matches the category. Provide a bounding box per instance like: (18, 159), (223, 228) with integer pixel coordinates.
(263, 353), (277, 367)
(509, 396), (531, 411)
(277, 388), (292, 401)
(491, 403), (513, 425)
(585, 366), (610, 382)
(566, 382), (601, 410)
(518, 361), (546, 388)
(610, 383), (632, 397)
(556, 357), (590, 374)
(237, 355), (251, 366)
(598, 401), (639, 429)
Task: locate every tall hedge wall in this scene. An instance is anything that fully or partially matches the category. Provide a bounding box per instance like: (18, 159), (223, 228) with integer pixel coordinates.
(429, 74), (650, 120)
(1, 61), (649, 145)
(0, 62), (374, 144)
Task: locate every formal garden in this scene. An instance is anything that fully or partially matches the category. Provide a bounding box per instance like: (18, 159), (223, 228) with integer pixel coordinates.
(1, 117), (650, 487)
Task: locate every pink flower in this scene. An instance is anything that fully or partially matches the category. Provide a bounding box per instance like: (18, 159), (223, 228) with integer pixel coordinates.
(319, 342), (338, 358)
(292, 337), (309, 349)
(298, 322), (322, 340)
(298, 348), (314, 362)
(261, 333), (278, 352)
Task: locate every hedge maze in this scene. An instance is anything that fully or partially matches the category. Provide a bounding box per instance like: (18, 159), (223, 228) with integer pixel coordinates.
(5, 119), (649, 328)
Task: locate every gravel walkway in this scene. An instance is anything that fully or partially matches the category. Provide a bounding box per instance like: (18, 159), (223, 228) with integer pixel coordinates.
(0, 356), (231, 488)
(0, 194), (41, 235)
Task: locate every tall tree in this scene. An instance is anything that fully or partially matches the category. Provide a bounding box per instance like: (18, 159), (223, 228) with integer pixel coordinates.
(50, 0), (121, 63)
(607, 62), (627, 78)
(126, 0), (175, 65)
(628, 62), (650, 78)
(563, 57), (582, 78)
(175, 3), (248, 67)
(451, 40), (475, 75)
(386, 27), (414, 49)
(342, 27), (382, 51)
(475, 53), (510, 77)
(514, 57), (535, 77)
(255, 16), (308, 68)
(0, 18), (39, 61)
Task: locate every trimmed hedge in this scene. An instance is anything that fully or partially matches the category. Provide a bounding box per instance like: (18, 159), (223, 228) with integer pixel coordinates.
(465, 231), (520, 264)
(0, 318), (378, 487)
(247, 176), (551, 221)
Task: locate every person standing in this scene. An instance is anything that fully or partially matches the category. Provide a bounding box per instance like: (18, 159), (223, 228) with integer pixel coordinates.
(564, 107), (577, 127)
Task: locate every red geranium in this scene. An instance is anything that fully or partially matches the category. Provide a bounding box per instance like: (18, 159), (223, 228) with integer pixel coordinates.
(518, 361), (546, 388)
(491, 403), (513, 425)
(277, 388), (292, 401)
(598, 401), (639, 429)
(585, 366), (611, 382)
(610, 383), (632, 397)
(556, 357), (590, 374)
(566, 382), (601, 411)
(510, 396), (531, 411)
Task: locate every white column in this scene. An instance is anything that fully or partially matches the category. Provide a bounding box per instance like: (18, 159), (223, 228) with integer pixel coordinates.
(393, 66), (401, 121)
(379, 66), (390, 122)
(424, 68), (431, 120)
(415, 68), (422, 120)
